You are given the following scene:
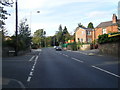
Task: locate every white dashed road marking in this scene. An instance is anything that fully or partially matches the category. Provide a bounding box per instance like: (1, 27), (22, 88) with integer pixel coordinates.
(27, 55), (39, 82)
(92, 66), (120, 78)
(71, 57), (84, 63)
(27, 77), (31, 82)
(29, 56), (35, 62)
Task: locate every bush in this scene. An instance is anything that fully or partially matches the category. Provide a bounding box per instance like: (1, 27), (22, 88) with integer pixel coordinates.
(71, 42), (77, 51)
(98, 33), (120, 44)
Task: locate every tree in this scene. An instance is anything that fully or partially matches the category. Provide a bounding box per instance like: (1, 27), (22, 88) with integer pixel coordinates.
(18, 18), (31, 50)
(0, 0), (13, 29)
(58, 24), (62, 32)
(56, 24), (63, 44)
(0, 0), (13, 45)
(87, 22), (94, 28)
(63, 26), (68, 34)
(32, 29), (46, 48)
(78, 23), (85, 28)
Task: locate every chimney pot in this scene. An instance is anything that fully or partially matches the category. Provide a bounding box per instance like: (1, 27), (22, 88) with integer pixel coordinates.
(112, 14), (117, 23)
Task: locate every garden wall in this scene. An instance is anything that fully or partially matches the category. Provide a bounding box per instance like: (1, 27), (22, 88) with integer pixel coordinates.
(99, 42), (120, 57)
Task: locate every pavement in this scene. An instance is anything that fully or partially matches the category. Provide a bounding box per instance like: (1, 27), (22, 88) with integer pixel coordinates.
(67, 49), (100, 56)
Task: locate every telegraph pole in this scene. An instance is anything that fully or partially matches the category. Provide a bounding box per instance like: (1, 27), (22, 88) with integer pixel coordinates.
(15, 0), (18, 56)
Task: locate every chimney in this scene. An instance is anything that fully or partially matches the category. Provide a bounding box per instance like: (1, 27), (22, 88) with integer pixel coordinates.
(112, 14), (117, 23)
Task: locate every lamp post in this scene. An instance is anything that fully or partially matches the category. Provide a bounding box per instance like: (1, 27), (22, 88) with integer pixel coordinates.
(15, 0), (18, 56)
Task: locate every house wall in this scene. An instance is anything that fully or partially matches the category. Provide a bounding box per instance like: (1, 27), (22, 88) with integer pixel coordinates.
(86, 30), (93, 43)
(95, 25), (118, 39)
(106, 25), (118, 33)
(95, 28), (103, 39)
(75, 28), (86, 43)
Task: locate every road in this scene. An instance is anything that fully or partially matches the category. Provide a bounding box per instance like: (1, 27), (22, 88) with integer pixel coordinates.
(2, 48), (120, 88)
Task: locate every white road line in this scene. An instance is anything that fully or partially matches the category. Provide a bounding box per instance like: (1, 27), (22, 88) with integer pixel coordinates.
(71, 57), (84, 63)
(27, 77), (31, 82)
(92, 66), (120, 78)
(65, 55), (69, 57)
(35, 56), (39, 62)
(33, 63), (36, 66)
(29, 56), (35, 62)
(59, 53), (62, 54)
(29, 72), (33, 76)
(31, 68), (34, 71)
(32, 65), (35, 69)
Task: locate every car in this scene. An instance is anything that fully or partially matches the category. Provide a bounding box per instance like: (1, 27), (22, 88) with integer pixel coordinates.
(54, 46), (56, 49)
(55, 46), (62, 51)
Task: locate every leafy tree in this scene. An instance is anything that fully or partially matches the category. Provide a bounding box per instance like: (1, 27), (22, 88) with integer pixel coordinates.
(0, 0), (13, 46)
(63, 26), (68, 34)
(0, 0), (12, 29)
(87, 22), (94, 28)
(78, 23), (86, 28)
(18, 18), (31, 50)
(56, 24), (63, 44)
(32, 29), (46, 48)
(58, 24), (62, 32)
(62, 26), (71, 43)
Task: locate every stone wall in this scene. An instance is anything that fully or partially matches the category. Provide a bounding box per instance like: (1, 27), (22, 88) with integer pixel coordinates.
(99, 42), (120, 57)
(79, 44), (91, 51)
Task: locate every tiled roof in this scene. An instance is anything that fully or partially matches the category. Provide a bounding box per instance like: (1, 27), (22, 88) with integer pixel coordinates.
(96, 19), (120, 28)
(75, 27), (94, 32)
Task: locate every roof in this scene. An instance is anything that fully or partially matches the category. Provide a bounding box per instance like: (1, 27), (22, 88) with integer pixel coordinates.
(75, 27), (94, 32)
(96, 19), (120, 28)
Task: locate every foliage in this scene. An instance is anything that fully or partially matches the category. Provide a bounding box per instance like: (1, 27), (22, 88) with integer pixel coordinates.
(71, 42), (77, 51)
(56, 25), (71, 45)
(18, 18), (31, 50)
(0, 1), (12, 29)
(87, 22), (94, 28)
(32, 29), (46, 48)
(78, 23), (86, 28)
(98, 32), (120, 44)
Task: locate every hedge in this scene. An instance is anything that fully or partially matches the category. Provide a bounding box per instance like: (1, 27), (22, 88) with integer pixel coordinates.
(98, 32), (120, 44)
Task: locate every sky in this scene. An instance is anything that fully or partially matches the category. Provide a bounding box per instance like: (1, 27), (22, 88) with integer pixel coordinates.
(2, 0), (120, 36)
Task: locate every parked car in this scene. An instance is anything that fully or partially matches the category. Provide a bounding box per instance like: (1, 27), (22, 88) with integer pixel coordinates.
(54, 46), (57, 49)
(55, 46), (62, 51)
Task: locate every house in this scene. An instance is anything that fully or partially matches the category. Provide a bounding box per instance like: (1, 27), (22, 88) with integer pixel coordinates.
(75, 27), (95, 43)
(95, 14), (120, 40)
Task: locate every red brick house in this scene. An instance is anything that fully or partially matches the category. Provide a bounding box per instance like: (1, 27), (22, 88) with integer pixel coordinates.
(95, 14), (120, 40)
(75, 27), (94, 43)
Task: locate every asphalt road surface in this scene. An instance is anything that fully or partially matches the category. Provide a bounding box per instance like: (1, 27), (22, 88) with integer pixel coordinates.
(2, 48), (120, 88)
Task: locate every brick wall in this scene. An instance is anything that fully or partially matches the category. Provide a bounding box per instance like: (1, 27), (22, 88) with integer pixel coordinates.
(95, 25), (119, 39)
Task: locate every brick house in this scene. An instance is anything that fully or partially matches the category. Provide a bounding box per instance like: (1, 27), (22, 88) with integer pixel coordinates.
(95, 14), (120, 40)
(75, 27), (94, 43)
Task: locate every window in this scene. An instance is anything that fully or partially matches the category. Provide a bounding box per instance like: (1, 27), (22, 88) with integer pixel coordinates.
(82, 31), (85, 35)
(102, 28), (106, 34)
(87, 38), (92, 43)
(81, 38), (83, 42)
(87, 31), (91, 35)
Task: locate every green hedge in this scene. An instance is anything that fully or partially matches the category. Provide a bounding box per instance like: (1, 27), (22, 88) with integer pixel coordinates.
(98, 32), (120, 44)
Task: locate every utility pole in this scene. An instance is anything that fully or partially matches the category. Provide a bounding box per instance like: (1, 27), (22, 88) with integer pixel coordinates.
(15, 0), (18, 56)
